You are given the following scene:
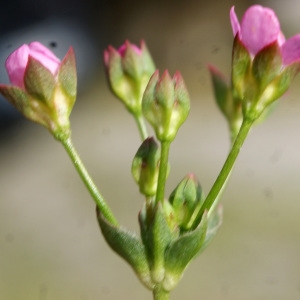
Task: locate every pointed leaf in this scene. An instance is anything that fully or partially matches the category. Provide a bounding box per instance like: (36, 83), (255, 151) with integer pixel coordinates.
(163, 212), (208, 291)
(97, 209), (153, 289)
(24, 57), (56, 102)
(139, 203), (173, 283)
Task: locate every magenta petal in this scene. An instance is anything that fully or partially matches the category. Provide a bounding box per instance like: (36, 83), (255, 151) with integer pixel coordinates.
(240, 5), (280, 55)
(281, 34), (300, 65)
(118, 41), (142, 57)
(28, 42), (61, 75)
(5, 44), (30, 87)
(230, 6), (240, 37)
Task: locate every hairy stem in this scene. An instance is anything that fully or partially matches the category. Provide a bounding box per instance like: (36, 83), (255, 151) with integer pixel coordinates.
(153, 285), (170, 300)
(61, 137), (118, 226)
(193, 118), (253, 227)
(155, 141), (171, 204)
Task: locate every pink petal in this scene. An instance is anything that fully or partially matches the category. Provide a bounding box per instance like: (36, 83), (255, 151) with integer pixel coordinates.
(28, 42), (61, 75)
(281, 34), (300, 65)
(230, 6), (240, 37)
(118, 40), (142, 57)
(5, 44), (30, 87)
(240, 5), (280, 55)
(278, 31), (286, 46)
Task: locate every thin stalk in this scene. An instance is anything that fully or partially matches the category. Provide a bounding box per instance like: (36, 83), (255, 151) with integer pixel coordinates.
(193, 118), (253, 227)
(155, 141), (171, 204)
(134, 113), (148, 141)
(61, 137), (118, 226)
(153, 285), (170, 300)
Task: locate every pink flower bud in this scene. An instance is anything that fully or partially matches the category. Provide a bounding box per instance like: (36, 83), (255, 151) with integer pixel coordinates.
(0, 42), (77, 141)
(230, 5), (300, 65)
(104, 40), (155, 115)
(5, 42), (61, 88)
(230, 5), (300, 121)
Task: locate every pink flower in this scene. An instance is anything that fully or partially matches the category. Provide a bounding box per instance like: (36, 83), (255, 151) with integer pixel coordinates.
(5, 41), (61, 88)
(230, 5), (300, 65)
(0, 42), (77, 140)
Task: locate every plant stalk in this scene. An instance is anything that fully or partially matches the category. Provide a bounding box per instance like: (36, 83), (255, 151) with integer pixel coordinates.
(193, 118), (253, 227)
(155, 141), (171, 204)
(61, 137), (118, 226)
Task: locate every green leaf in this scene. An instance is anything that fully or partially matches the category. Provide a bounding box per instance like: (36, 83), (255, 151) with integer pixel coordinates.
(139, 203), (173, 283)
(58, 47), (77, 99)
(24, 57), (56, 103)
(163, 212), (208, 291)
(97, 208), (153, 289)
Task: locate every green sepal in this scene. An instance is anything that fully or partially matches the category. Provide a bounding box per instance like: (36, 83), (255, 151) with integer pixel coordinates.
(58, 47), (77, 101)
(231, 34), (252, 101)
(106, 47), (134, 110)
(121, 40), (155, 82)
(209, 65), (243, 141)
(96, 208), (153, 289)
(169, 173), (204, 231)
(0, 84), (51, 129)
(208, 65), (231, 116)
(163, 211), (208, 291)
(0, 85), (30, 113)
(24, 57), (56, 103)
(140, 41), (156, 76)
(261, 62), (300, 104)
(252, 41), (282, 93)
(249, 62), (300, 119)
(139, 202), (173, 283)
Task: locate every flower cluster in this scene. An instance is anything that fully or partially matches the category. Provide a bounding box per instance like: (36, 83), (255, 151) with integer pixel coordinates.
(1, 4), (300, 300)
(0, 42), (76, 141)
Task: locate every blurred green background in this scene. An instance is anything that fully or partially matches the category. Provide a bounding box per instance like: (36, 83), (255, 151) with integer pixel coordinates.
(1, 0), (300, 299)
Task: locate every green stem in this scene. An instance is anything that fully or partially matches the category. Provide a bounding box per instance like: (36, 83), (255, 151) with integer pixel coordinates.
(193, 118), (253, 226)
(155, 141), (171, 205)
(134, 113), (148, 141)
(61, 137), (118, 226)
(153, 285), (170, 300)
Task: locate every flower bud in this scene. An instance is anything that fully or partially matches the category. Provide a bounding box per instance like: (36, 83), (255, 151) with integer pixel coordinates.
(168, 174), (204, 230)
(0, 42), (77, 141)
(132, 137), (166, 197)
(230, 5), (300, 121)
(104, 40), (155, 115)
(142, 70), (190, 142)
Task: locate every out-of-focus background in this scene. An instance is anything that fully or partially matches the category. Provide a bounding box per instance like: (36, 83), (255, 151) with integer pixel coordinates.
(1, 0), (300, 299)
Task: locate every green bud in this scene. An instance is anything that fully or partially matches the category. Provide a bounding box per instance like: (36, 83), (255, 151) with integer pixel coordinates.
(142, 70), (190, 142)
(169, 174), (204, 230)
(104, 40), (156, 115)
(131, 137), (163, 197)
